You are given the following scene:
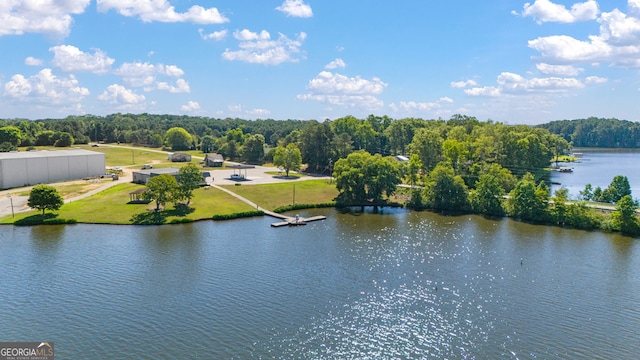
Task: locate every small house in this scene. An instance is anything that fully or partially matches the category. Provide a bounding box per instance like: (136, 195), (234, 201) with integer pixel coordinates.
(168, 153), (191, 162)
(204, 153), (224, 167)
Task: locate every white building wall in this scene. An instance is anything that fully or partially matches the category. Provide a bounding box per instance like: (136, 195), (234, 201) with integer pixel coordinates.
(27, 157), (49, 184)
(48, 156), (70, 183)
(0, 150), (106, 190)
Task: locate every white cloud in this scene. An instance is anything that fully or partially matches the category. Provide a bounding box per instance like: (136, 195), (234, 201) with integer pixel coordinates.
(536, 63), (584, 76)
(325, 58), (346, 69)
(98, 84), (145, 108)
(25, 57), (43, 66)
(0, 0), (90, 37)
(463, 71), (585, 98)
(181, 100), (200, 112)
(528, 2), (640, 68)
(585, 75), (608, 84)
(520, 0), (599, 24)
(297, 71), (387, 110)
(114, 62), (189, 92)
(450, 80), (478, 88)
(96, 0), (228, 24)
(3, 69), (89, 104)
(50, 45), (114, 74)
(464, 86), (502, 97)
(222, 30), (307, 65)
(276, 0), (313, 18)
(199, 29), (228, 41)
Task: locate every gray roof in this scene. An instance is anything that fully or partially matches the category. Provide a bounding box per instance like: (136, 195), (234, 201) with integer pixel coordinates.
(134, 168), (181, 175)
(0, 149), (104, 160)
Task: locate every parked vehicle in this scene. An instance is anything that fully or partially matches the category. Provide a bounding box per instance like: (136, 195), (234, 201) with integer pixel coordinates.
(142, 164), (153, 169)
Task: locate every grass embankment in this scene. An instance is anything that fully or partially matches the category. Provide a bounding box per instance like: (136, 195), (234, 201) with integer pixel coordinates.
(221, 179), (338, 211)
(0, 179), (338, 225)
(0, 183), (255, 225)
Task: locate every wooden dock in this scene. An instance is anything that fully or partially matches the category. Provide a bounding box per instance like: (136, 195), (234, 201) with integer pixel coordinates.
(271, 215), (327, 227)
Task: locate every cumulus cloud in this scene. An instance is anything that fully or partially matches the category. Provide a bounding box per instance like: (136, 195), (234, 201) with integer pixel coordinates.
(390, 97), (454, 113)
(297, 71), (387, 110)
(199, 29), (228, 41)
(0, 0), (90, 37)
(325, 58), (346, 69)
(463, 71), (585, 98)
(96, 0), (228, 24)
(276, 0), (313, 18)
(98, 84), (145, 109)
(528, 2), (640, 68)
(450, 80), (478, 88)
(50, 45), (115, 74)
(3, 68), (89, 104)
(585, 75), (608, 84)
(222, 29), (307, 65)
(114, 62), (189, 92)
(536, 63), (584, 76)
(519, 0), (599, 24)
(181, 100), (200, 111)
(25, 57), (43, 66)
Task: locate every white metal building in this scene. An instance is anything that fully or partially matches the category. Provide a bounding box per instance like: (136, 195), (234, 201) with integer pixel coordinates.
(0, 149), (106, 190)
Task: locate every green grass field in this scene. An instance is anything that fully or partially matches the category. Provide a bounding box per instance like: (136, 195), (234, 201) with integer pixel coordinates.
(220, 180), (338, 210)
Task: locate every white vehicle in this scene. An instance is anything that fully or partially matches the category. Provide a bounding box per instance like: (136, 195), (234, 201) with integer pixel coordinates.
(142, 164), (153, 169)
(230, 173), (243, 180)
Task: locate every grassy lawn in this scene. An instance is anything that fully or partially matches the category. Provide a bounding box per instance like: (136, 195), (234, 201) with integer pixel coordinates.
(221, 179), (338, 210)
(0, 183), (255, 225)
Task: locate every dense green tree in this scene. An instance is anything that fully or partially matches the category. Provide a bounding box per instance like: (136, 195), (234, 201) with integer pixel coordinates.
(0, 126), (23, 147)
(333, 151), (402, 206)
(201, 135), (216, 153)
(604, 175), (631, 204)
(177, 164), (203, 205)
(144, 174), (179, 211)
(28, 184), (64, 215)
(469, 173), (505, 216)
(330, 132), (353, 161)
(506, 173), (549, 222)
(299, 122), (332, 173)
(165, 127), (193, 151)
(273, 143), (302, 177)
(407, 128), (443, 172)
(550, 187), (569, 226)
(611, 195), (640, 236)
(53, 132), (74, 147)
(242, 134), (265, 164)
(424, 162), (469, 211)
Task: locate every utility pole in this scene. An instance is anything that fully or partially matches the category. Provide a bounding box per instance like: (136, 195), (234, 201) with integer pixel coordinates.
(8, 195), (14, 218)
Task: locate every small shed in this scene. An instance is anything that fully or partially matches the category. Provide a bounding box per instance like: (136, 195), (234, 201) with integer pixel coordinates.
(168, 153), (191, 162)
(132, 168), (180, 184)
(204, 153), (224, 167)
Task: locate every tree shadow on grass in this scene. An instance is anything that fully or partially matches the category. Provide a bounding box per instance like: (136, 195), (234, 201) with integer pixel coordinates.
(130, 204), (195, 225)
(14, 213), (75, 226)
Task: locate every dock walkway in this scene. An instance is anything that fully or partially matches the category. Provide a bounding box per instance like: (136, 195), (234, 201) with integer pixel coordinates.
(211, 184), (326, 226)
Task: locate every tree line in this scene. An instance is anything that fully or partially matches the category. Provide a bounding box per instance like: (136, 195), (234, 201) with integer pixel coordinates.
(538, 117), (640, 148)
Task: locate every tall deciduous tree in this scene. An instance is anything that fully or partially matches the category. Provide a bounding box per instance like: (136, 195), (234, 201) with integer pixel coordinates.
(408, 128), (443, 172)
(28, 184), (64, 215)
(424, 162), (469, 211)
(177, 164), (203, 205)
(0, 126), (23, 147)
(242, 134), (265, 164)
(507, 173), (549, 222)
(470, 173), (505, 216)
(145, 174), (179, 211)
(273, 143), (302, 177)
(201, 135), (216, 153)
(611, 195), (640, 236)
(164, 127), (193, 151)
(333, 151), (402, 206)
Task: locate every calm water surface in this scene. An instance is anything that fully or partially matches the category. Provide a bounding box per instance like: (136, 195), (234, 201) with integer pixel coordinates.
(1, 208), (639, 359)
(551, 148), (640, 198)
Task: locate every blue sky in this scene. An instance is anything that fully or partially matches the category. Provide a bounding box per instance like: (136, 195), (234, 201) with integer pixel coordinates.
(0, 0), (638, 124)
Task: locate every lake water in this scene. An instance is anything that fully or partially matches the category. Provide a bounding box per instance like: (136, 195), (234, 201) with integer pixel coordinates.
(550, 148), (640, 199)
(2, 205), (640, 359)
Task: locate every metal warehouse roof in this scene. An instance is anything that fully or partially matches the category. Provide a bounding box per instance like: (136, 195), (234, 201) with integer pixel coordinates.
(0, 149), (104, 159)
